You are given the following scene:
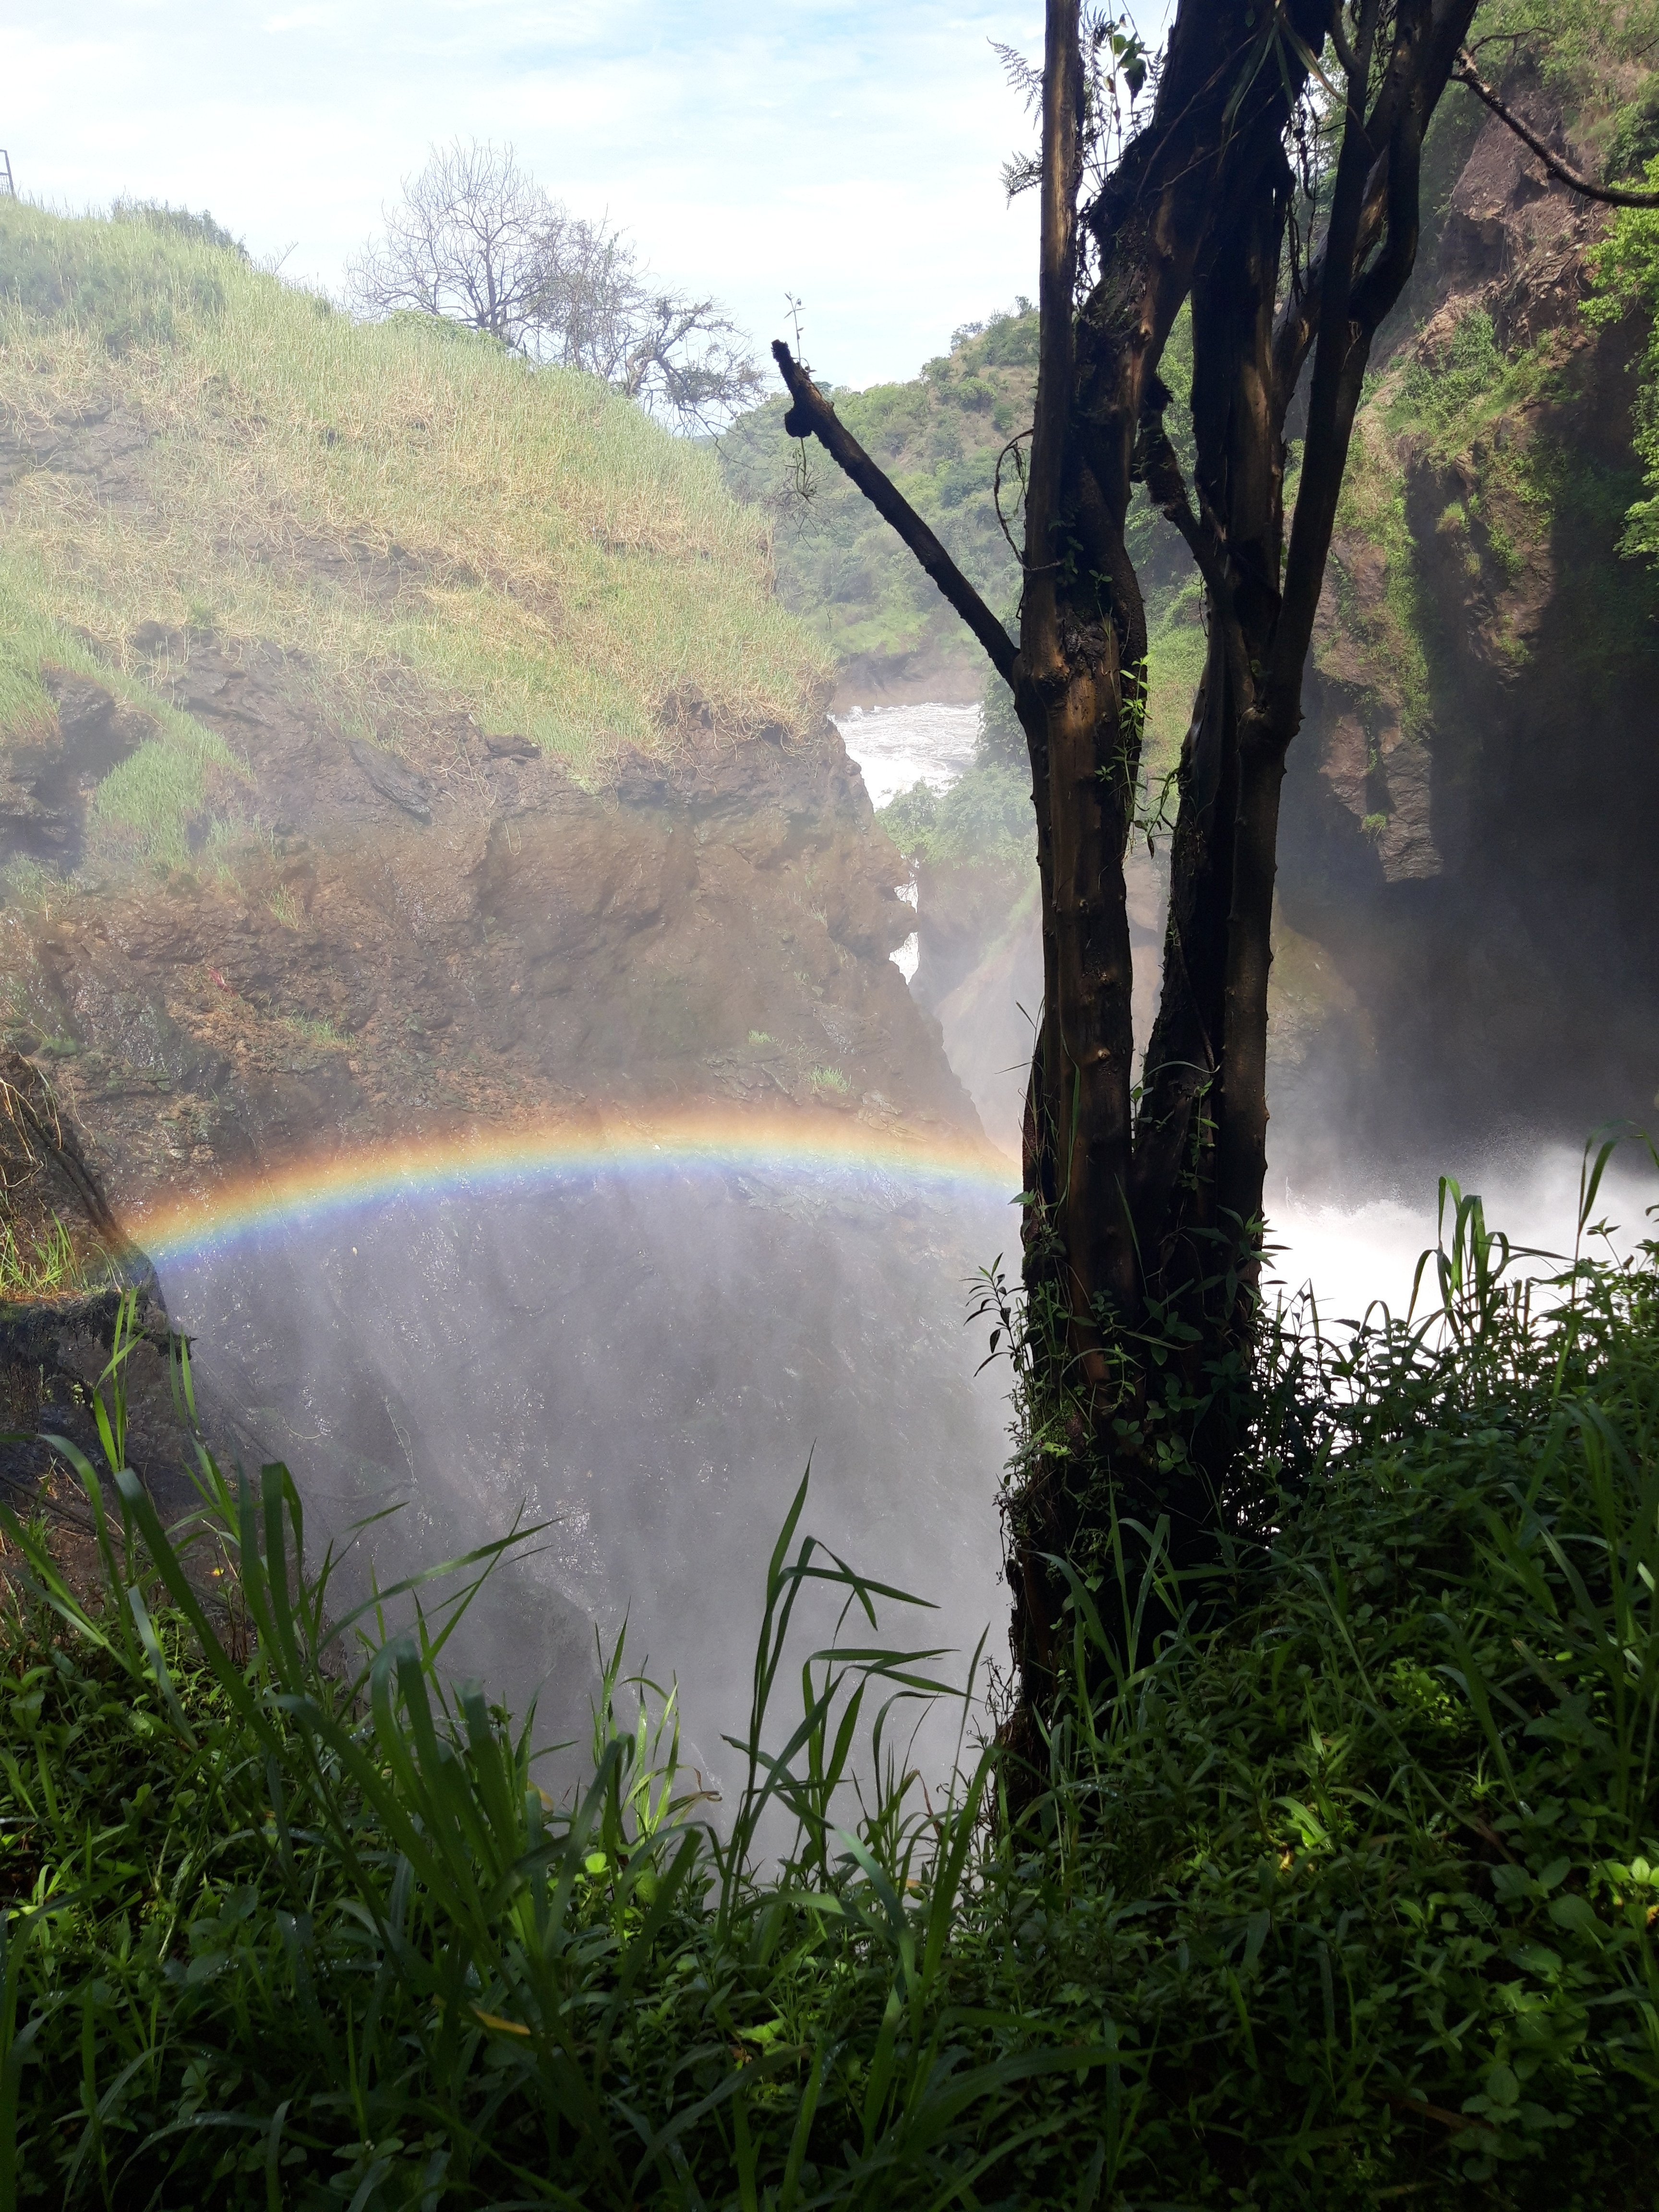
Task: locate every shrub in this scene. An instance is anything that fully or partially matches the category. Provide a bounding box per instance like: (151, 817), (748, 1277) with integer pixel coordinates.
(3, 1151), (1659, 2205)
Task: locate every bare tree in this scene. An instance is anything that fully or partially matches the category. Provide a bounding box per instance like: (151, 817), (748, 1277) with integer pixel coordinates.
(774, 0), (1488, 1754)
(348, 139), (556, 348)
(349, 140), (762, 430)
(531, 212), (764, 427)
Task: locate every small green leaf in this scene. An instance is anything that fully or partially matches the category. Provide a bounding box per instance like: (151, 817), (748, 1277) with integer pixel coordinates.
(1548, 1893), (1604, 1943)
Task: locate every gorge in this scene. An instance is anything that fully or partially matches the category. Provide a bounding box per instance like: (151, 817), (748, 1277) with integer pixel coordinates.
(3, 33), (1658, 1777)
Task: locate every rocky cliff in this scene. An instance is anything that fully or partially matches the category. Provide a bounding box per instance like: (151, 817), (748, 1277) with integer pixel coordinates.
(1276, 62), (1659, 1177)
(0, 652), (976, 1228)
(901, 56), (1659, 1180)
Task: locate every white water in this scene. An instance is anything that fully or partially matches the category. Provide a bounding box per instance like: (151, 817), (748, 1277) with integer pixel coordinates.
(838, 703), (1659, 1323)
(834, 701), (981, 984)
(832, 700), (982, 809)
(1271, 1144), (1658, 1328)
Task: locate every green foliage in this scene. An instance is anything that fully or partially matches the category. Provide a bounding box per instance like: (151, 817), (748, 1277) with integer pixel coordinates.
(1586, 162), (1659, 565)
(0, 200), (234, 354)
(976, 655), (1027, 774)
(1386, 309), (1569, 474)
(0, 1215), (89, 1300)
(4, 1159), (1659, 2206)
(878, 763), (1034, 871)
(1609, 84), (1659, 183)
(722, 304), (1195, 685)
(721, 309), (1039, 678)
(1323, 413), (1436, 735)
(1401, 307), (1503, 433)
(109, 197), (248, 260)
(1472, 0), (1659, 118)
(1141, 579), (1208, 772)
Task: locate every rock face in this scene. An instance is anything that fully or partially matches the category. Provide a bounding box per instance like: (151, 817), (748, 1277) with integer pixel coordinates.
(0, 670), (153, 873)
(1275, 86), (1659, 1176)
(0, 1048), (210, 1562)
(0, 638), (983, 1225)
(0, 1045), (155, 1296)
(0, 1287), (204, 1541)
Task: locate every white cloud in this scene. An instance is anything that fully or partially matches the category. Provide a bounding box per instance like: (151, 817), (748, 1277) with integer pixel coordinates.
(0, 0), (1070, 388)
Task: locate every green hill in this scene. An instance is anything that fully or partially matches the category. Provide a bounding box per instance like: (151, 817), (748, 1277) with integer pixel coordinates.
(0, 200), (829, 878)
(719, 307), (1039, 696)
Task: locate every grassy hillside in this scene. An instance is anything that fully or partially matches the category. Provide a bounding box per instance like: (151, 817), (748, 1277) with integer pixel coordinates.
(0, 201), (830, 877)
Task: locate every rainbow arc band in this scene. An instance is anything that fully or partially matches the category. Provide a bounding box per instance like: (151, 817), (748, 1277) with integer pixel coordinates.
(133, 1108), (1019, 1266)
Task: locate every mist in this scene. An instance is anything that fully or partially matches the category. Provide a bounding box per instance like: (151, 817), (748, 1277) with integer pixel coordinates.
(3, 97), (1656, 1830)
(134, 691), (1657, 1806)
(158, 1115), (1016, 1790)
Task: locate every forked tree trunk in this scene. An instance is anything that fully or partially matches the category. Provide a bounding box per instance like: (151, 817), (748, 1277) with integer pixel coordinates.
(776, 0), (1478, 1744)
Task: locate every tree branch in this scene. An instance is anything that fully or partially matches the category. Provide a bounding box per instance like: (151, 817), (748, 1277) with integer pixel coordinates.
(770, 340), (1018, 686)
(1271, 155), (1388, 402)
(1453, 48), (1659, 207)
(1024, 0), (1084, 692)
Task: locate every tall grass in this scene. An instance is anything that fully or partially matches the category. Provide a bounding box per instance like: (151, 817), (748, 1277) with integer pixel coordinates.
(2, 1147), (1658, 2205)
(0, 199), (831, 859)
(0, 557), (240, 872)
(0, 1214), (90, 1299)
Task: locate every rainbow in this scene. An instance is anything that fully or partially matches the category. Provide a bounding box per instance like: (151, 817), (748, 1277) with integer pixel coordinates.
(131, 1108), (1022, 1267)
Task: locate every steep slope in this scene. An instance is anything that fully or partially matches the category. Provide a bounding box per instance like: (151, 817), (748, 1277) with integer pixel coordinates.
(0, 204), (984, 1252)
(1274, 36), (1659, 1174)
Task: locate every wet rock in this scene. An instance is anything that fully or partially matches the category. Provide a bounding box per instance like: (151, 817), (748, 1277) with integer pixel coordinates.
(348, 738), (434, 822)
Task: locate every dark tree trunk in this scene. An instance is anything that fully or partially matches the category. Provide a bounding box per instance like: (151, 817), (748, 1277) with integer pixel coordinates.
(775, 0), (1479, 1747)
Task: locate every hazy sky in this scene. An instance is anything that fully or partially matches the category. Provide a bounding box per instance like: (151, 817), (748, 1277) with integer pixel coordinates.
(0, 0), (1112, 391)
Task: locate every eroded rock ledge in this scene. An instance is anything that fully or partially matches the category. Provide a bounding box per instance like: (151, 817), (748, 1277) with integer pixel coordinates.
(1, 648), (984, 1228)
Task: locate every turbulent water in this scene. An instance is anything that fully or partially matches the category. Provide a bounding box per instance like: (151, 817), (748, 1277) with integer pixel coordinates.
(836, 701), (983, 988)
(836, 702), (1659, 1322)
(1272, 1145), (1658, 1327)
(832, 701), (982, 809)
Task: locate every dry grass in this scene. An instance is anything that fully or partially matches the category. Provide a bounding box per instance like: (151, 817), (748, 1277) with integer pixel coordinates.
(0, 202), (830, 866)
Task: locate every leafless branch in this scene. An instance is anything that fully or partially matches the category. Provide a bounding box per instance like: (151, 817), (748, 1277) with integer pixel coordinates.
(350, 140), (764, 429)
(1452, 48), (1659, 207)
(771, 341), (1018, 683)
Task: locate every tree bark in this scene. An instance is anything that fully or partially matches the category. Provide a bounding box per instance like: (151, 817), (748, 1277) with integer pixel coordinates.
(777, 0), (1480, 1743)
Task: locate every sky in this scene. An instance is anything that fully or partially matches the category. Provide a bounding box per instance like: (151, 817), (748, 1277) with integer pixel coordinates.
(0, 0), (1127, 392)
